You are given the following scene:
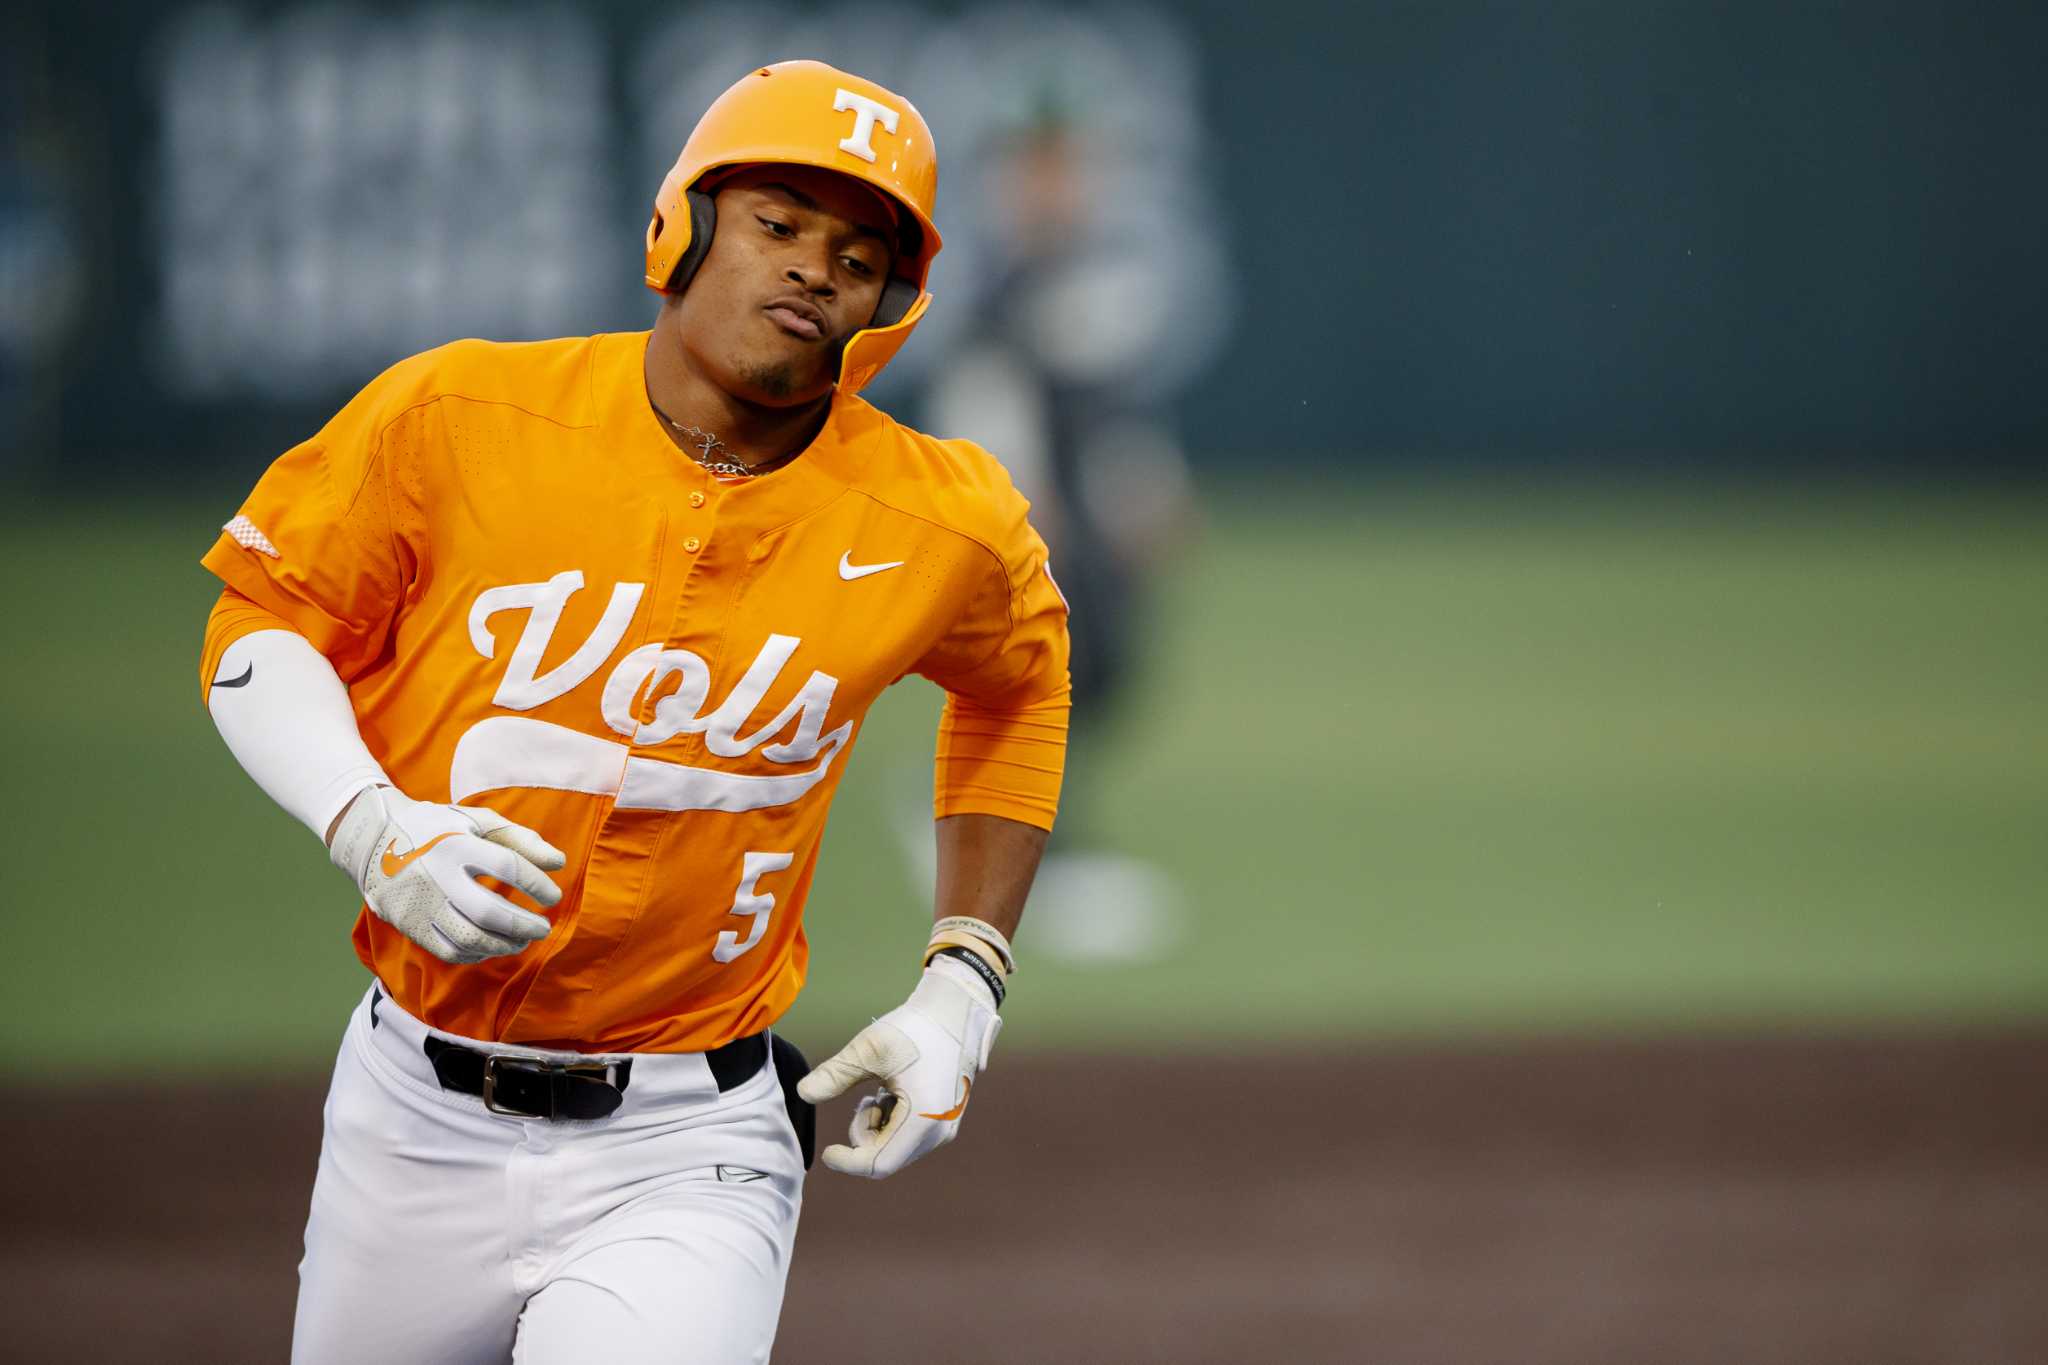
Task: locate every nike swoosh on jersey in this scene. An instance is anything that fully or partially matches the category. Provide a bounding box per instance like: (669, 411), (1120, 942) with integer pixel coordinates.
(212, 663), (254, 689)
(918, 1075), (972, 1122)
(837, 551), (905, 580)
(380, 832), (460, 879)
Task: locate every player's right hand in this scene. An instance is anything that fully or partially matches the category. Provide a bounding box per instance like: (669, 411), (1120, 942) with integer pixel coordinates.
(327, 786), (565, 964)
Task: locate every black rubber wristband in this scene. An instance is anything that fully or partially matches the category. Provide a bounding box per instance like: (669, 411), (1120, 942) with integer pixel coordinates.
(930, 945), (1006, 1008)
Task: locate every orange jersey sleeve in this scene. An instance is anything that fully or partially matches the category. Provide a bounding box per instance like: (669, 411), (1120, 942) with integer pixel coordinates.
(905, 447), (1071, 829)
(932, 690), (1069, 829)
(198, 352), (439, 682)
(198, 584), (300, 701)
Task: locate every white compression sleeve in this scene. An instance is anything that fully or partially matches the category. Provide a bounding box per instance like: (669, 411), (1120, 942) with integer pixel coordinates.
(206, 628), (392, 844)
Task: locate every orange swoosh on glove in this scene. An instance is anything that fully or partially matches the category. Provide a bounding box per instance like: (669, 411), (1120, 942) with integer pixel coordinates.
(380, 832), (460, 879)
(918, 1076), (971, 1122)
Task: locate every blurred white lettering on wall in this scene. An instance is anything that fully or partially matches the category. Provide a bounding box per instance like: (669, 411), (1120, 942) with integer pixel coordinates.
(153, 4), (610, 398)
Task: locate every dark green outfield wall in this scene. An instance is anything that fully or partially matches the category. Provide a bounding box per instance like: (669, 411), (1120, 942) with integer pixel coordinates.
(5, 0), (2043, 477)
(1181, 0), (2047, 470)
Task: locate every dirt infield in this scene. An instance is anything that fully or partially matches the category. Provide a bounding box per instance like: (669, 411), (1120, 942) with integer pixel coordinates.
(6, 1031), (2044, 1364)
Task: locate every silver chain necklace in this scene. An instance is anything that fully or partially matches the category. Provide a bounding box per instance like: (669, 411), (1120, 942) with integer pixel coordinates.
(662, 416), (757, 479)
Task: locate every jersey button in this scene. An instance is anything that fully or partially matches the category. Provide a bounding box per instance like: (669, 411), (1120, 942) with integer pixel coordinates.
(688, 492), (706, 508)
(683, 536), (703, 552)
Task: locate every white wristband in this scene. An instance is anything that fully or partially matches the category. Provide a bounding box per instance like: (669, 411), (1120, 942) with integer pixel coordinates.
(206, 629), (392, 844)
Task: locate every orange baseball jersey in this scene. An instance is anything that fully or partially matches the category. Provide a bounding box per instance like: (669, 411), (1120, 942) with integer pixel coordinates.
(200, 331), (1069, 1053)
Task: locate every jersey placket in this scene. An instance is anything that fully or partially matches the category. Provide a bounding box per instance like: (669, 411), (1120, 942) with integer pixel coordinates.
(517, 471), (733, 1038)
(610, 477), (752, 954)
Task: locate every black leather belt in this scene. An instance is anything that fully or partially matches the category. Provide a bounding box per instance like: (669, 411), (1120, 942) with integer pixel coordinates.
(422, 1031), (767, 1121)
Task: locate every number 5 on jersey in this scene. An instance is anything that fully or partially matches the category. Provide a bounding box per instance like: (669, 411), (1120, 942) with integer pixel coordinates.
(713, 852), (795, 963)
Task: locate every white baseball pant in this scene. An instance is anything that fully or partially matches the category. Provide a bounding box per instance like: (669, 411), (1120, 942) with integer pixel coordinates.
(291, 984), (806, 1364)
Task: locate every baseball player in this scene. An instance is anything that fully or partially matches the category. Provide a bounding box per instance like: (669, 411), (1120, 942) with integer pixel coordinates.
(198, 60), (1067, 1364)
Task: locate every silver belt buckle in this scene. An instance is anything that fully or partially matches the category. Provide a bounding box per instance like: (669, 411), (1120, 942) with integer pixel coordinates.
(481, 1054), (553, 1119)
(482, 1053), (615, 1119)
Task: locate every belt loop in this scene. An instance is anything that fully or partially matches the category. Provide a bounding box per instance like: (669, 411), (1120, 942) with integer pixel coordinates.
(706, 1032), (767, 1093)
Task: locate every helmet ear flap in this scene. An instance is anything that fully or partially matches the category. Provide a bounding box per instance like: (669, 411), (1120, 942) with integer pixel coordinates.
(871, 277), (919, 328)
(668, 188), (719, 293)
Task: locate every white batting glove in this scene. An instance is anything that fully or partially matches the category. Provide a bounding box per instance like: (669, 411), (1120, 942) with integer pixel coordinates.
(327, 786), (565, 965)
(796, 957), (1002, 1178)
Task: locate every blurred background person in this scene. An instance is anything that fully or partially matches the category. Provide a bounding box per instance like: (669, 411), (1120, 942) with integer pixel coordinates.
(910, 50), (1228, 966)
(921, 87), (1220, 961)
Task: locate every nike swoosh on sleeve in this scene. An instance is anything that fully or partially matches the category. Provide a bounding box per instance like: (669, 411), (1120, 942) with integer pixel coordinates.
(212, 664), (254, 689)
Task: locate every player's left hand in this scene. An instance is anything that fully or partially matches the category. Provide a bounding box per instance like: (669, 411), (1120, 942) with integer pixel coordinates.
(795, 959), (1001, 1178)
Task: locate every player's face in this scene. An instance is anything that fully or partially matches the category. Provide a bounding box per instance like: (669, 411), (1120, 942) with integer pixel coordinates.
(671, 165), (897, 406)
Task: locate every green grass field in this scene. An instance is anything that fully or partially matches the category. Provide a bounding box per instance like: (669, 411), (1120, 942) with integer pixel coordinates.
(3, 481), (2043, 1076)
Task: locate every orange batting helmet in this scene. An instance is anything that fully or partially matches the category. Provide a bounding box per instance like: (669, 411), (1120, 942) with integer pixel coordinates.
(645, 60), (942, 395)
